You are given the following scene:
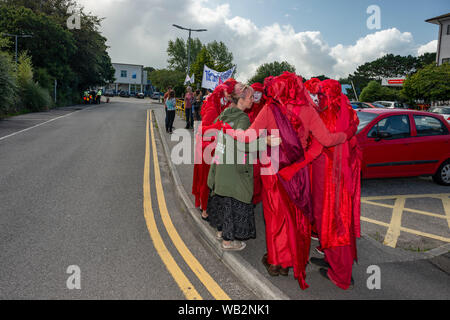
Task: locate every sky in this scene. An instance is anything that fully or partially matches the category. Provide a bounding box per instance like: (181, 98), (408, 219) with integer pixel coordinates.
(76, 0), (448, 82)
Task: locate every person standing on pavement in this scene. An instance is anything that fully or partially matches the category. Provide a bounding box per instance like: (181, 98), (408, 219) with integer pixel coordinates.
(184, 86), (194, 129)
(164, 86), (173, 133)
(165, 91), (177, 134)
(194, 89), (203, 121)
(192, 79), (237, 221)
(206, 83), (261, 251)
(279, 79), (361, 290)
(219, 73), (348, 289)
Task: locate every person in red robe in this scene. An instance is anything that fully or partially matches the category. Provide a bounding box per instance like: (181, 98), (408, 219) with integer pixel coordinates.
(245, 82), (266, 205)
(215, 73), (350, 289)
(279, 79), (361, 290)
(192, 79), (237, 220)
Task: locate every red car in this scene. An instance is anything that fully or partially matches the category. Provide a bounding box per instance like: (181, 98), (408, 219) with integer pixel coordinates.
(355, 109), (450, 185)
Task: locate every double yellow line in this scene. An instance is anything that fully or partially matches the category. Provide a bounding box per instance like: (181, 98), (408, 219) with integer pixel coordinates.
(143, 110), (230, 300)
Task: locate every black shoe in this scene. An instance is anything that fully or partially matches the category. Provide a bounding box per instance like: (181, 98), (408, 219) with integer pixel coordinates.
(201, 215), (209, 222)
(310, 257), (331, 268)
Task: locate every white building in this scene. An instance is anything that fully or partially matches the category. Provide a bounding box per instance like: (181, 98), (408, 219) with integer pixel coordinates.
(107, 63), (149, 94)
(426, 13), (450, 65)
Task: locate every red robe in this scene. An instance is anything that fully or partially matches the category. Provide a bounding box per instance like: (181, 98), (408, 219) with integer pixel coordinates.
(192, 80), (237, 211)
(313, 92), (361, 289)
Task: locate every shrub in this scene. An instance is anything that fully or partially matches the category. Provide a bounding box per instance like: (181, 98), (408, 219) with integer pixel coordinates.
(0, 51), (17, 117)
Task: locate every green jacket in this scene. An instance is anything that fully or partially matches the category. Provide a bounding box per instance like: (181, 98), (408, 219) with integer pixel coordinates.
(207, 107), (265, 204)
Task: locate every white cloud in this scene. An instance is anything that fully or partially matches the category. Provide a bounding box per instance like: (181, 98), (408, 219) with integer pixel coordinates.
(77, 0), (437, 82)
(417, 40), (438, 56)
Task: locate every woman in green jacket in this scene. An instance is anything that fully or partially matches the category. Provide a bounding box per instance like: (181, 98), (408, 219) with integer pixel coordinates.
(207, 83), (265, 251)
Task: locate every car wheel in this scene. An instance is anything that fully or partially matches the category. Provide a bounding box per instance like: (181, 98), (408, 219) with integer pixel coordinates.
(432, 159), (450, 186)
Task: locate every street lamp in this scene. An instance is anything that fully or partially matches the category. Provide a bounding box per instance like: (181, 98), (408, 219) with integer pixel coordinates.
(3, 33), (33, 64)
(172, 24), (207, 76)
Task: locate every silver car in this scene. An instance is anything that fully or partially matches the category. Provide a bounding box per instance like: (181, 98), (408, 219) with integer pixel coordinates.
(428, 106), (450, 123)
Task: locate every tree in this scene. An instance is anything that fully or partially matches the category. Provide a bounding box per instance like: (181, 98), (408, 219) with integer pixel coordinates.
(0, 1), (115, 106)
(167, 37), (202, 72)
(0, 51), (17, 117)
(347, 53), (437, 99)
(190, 46), (215, 88)
(148, 69), (185, 95)
(402, 63), (450, 103)
(359, 80), (401, 102)
(206, 40), (234, 71)
(247, 61), (296, 85)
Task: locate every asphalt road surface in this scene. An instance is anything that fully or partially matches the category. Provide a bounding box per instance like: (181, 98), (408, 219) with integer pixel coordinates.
(0, 99), (256, 300)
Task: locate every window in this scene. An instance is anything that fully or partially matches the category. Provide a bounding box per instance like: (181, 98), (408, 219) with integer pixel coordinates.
(413, 116), (449, 136)
(447, 24), (450, 35)
(442, 58), (450, 64)
(368, 115), (411, 139)
(121, 70), (127, 78)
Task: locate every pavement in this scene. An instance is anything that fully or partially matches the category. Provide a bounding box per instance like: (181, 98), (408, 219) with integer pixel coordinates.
(152, 104), (450, 300)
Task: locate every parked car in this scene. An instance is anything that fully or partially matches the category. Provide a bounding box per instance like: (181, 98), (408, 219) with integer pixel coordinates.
(351, 102), (386, 109)
(151, 92), (163, 99)
(136, 92), (145, 99)
(428, 106), (450, 123)
(104, 89), (115, 97)
(373, 101), (410, 109)
(355, 109), (450, 185)
(119, 91), (130, 98)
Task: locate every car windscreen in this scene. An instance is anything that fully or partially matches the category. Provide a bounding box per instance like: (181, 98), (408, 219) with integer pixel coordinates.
(356, 111), (378, 133)
(429, 107), (450, 114)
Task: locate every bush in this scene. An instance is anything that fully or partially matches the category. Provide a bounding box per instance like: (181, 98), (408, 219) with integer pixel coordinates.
(22, 80), (52, 112)
(16, 52), (52, 112)
(0, 51), (17, 117)
(359, 80), (401, 102)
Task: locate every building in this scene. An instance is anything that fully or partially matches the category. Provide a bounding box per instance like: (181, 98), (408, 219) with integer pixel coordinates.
(426, 13), (450, 65)
(106, 63), (151, 95)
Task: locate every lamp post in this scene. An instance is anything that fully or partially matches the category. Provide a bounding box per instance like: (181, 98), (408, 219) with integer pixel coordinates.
(172, 24), (207, 77)
(3, 33), (33, 64)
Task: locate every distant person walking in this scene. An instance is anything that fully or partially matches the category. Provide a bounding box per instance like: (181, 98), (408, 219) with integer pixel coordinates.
(164, 86), (173, 133)
(184, 86), (194, 129)
(165, 91), (177, 134)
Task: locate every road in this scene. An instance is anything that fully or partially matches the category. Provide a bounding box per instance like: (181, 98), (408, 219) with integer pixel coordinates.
(0, 97), (448, 301)
(0, 99), (256, 300)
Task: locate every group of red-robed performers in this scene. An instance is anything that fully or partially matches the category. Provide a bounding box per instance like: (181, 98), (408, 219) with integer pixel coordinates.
(191, 72), (361, 290)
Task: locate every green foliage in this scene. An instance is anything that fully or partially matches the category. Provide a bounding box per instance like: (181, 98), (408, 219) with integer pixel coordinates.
(205, 41), (234, 71)
(0, 0), (115, 107)
(0, 51), (17, 117)
(21, 79), (52, 112)
(15, 52), (52, 112)
(347, 53), (437, 98)
(191, 46), (214, 88)
(247, 61), (296, 85)
(167, 37), (202, 72)
(402, 63), (450, 103)
(359, 80), (401, 102)
(148, 69), (185, 94)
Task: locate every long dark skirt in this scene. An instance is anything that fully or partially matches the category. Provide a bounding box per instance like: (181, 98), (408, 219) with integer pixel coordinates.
(207, 194), (256, 241)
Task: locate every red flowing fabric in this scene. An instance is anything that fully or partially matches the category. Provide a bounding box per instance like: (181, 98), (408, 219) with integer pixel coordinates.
(192, 79), (237, 211)
(316, 80), (361, 250)
(262, 72), (314, 290)
(248, 82), (265, 204)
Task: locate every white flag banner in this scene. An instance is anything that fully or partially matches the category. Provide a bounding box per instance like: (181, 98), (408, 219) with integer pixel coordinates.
(201, 65), (236, 90)
(184, 74), (191, 85)
(190, 74), (195, 84)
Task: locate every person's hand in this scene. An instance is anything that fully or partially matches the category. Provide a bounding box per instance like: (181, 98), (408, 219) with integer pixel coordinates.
(221, 122), (233, 131)
(266, 135), (282, 147)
